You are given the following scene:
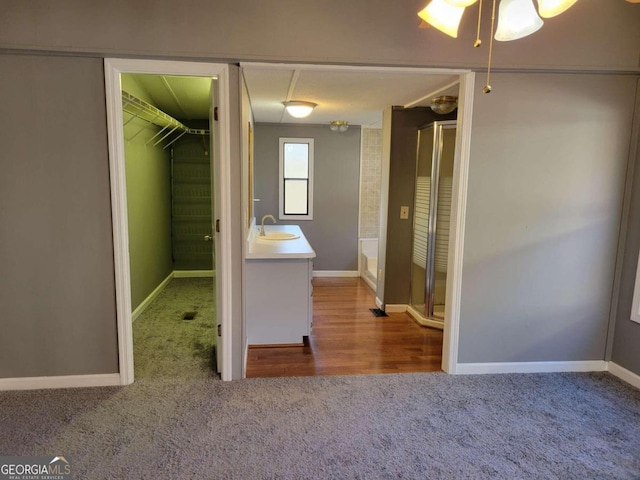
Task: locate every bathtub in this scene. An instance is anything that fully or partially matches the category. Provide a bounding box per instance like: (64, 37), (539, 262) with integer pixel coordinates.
(360, 238), (378, 292)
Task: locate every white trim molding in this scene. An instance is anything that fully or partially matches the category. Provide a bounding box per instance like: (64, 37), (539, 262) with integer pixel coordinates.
(174, 270), (215, 278)
(104, 58), (234, 383)
(407, 305), (444, 330)
(441, 71), (475, 375)
(385, 304), (408, 313)
(361, 273), (377, 292)
(312, 270), (359, 277)
(375, 297), (383, 310)
(608, 362), (640, 390)
(132, 272), (173, 322)
(0, 374), (121, 391)
(455, 360), (608, 375)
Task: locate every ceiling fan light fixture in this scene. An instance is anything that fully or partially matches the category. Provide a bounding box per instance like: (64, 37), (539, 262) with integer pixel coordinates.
(444, 0), (478, 6)
(329, 120), (349, 132)
(537, 0), (578, 18)
(430, 96), (458, 115)
(417, 0), (466, 38)
(494, 0), (544, 41)
(283, 100), (317, 118)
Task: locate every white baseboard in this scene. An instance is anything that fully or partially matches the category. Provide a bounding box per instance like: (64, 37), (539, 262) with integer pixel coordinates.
(608, 362), (640, 390)
(361, 273), (377, 292)
(312, 270), (359, 277)
(174, 270), (215, 278)
(385, 304), (408, 313)
(0, 373), (122, 391)
(406, 305), (444, 330)
(132, 272), (174, 322)
(375, 297), (383, 309)
(455, 360), (608, 375)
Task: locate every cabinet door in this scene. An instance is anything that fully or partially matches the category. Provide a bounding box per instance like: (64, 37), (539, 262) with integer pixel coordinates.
(246, 259), (310, 345)
(308, 260), (314, 331)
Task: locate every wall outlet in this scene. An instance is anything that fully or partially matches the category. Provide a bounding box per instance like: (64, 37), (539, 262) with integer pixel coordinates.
(400, 206), (410, 220)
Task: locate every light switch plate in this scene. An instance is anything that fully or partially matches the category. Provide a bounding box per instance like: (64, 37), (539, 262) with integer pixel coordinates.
(400, 206), (410, 219)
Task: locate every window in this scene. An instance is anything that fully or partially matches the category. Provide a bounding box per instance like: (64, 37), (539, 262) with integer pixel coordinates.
(279, 137), (314, 220)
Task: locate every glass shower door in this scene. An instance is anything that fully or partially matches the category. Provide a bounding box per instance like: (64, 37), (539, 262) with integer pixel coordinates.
(410, 124), (435, 317)
(410, 120), (456, 324)
(432, 125), (456, 319)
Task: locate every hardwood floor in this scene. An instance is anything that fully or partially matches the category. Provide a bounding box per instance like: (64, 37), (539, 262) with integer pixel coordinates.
(246, 277), (443, 378)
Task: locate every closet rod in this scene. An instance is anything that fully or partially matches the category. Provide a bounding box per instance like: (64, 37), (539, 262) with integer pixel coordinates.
(121, 91), (211, 149)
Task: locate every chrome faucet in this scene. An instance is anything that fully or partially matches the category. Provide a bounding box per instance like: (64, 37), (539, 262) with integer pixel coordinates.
(260, 214), (276, 236)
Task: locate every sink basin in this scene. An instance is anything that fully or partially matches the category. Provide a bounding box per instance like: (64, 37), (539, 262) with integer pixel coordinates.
(258, 232), (300, 241)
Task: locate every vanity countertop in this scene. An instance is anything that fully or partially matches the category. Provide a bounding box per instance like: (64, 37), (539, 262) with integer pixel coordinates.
(246, 224), (316, 260)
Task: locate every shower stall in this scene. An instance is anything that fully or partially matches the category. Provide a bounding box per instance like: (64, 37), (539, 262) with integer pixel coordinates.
(408, 120), (456, 329)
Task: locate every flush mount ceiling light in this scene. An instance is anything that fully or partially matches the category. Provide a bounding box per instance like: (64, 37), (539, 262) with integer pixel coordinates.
(417, 0), (639, 93)
(329, 120), (349, 132)
(283, 101), (317, 119)
(430, 96), (459, 114)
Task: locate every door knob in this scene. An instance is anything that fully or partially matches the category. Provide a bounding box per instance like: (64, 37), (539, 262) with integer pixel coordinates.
(204, 235), (213, 242)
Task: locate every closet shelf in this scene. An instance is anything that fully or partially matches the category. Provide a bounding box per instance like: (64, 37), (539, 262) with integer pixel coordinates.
(122, 90), (210, 149)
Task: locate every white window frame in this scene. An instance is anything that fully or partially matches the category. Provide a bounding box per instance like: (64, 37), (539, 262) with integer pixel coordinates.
(279, 137), (314, 220)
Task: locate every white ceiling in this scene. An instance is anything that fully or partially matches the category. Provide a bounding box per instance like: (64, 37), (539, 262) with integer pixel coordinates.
(130, 67), (460, 127)
(243, 66), (460, 128)
(132, 74), (213, 121)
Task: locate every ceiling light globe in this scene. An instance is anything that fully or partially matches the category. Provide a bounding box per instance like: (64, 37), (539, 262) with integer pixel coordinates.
(430, 96), (458, 114)
(283, 101), (317, 118)
(329, 120), (349, 132)
(444, 0), (478, 6)
(537, 0), (578, 18)
(494, 0), (544, 41)
(417, 0), (466, 38)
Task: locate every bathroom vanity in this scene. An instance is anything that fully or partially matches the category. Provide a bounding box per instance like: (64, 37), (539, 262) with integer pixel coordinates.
(245, 224), (315, 345)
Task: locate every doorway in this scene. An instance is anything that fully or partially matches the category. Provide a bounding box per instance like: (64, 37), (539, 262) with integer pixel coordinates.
(241, 63), (476, 375)
(104, 59), (234, 382)
(121, 72), (217, 379)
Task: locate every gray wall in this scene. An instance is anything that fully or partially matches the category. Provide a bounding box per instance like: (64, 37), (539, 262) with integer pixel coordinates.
(611, 81), (640, 374)
(1, 1), (638, 72)
(122, 74), (173, 311)
(253, 123), (361, 271)
(0, 1), (638, 380)
(384, 107), (456, 304)
(0, 54), (119, 377)
(458, 73), (637, 364)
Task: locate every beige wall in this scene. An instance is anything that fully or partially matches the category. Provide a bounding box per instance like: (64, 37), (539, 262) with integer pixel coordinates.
(359, 129), (383, 239)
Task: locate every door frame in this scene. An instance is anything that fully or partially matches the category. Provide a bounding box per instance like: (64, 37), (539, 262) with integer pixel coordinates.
(104, 58), (234, 382)
(241, 63), (475, 374)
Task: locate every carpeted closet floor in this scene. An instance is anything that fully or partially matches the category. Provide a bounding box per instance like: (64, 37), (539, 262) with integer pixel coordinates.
(132, 277), (217, 380)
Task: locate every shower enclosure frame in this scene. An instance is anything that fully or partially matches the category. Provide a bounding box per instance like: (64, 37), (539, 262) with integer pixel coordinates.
(409, 120), (457, 329)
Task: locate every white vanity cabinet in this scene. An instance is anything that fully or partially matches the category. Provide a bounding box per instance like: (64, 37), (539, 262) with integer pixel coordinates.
(245, 225), (315, 346)
(246, 258), (313, 345)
